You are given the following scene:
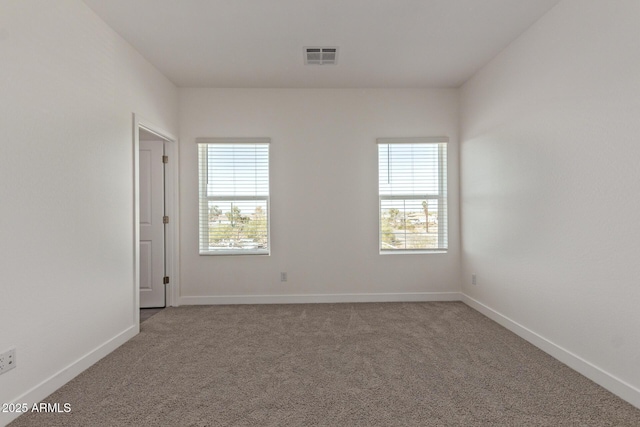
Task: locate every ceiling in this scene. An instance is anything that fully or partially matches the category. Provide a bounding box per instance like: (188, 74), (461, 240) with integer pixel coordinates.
(83, 0), (560, 88)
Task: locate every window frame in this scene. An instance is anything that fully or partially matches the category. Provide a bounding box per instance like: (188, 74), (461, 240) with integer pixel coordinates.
(377, 137), (448, 254)
(197, 137), (271, 256)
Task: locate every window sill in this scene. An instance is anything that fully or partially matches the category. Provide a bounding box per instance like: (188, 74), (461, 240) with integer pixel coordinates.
(379, 250), (447, 255)
(199, 251), (270, 256)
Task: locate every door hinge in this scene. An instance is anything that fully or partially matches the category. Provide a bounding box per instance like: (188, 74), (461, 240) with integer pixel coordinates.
(162, 155), (169, 164)
(163, 276), (170, 285)
(163, 216), (169, 224)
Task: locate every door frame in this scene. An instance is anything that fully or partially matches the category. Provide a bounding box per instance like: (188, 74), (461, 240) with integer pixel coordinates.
(133, 113), (179, 327)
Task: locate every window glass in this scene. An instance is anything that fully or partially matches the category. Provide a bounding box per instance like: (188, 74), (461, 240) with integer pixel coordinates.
(378, 139), (447, 253)
(198, 140), (270, 255)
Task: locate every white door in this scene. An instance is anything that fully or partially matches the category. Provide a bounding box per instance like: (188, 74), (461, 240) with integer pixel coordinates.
(139, 140), (166, 308)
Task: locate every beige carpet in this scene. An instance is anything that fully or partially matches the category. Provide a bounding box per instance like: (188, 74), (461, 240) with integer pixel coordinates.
(10, 302), (640, 426)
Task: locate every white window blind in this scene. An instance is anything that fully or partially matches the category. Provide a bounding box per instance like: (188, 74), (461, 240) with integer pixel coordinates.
(198, 138), (270, 255)
(378, 137), (448, 253)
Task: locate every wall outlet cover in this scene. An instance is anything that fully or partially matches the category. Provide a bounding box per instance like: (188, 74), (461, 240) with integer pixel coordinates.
(0, 348), (16, 375)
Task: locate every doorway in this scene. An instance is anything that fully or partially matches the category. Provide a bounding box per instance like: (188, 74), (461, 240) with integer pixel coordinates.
(139, 131), (167, 308)
(134, 115), (178, 321)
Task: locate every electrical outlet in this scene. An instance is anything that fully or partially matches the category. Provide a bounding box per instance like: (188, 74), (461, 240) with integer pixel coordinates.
(471, 274), (477, 285)
(280, 272), (287, 282)
(0, 348), (16, 375)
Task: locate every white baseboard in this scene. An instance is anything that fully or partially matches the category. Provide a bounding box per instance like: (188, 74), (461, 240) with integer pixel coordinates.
(1, 325), (138, 427)
(179, 292), (462, 306)
(461, 294), (640, 409)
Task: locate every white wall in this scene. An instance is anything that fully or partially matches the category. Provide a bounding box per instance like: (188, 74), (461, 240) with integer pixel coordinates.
(460, 0), (640, 405)
(178, 88), (460, 303)
(0, 1), (177, 423)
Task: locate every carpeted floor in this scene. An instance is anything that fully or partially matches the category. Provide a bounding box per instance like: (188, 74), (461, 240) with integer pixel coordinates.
(140, 308), (164, 323)
(10, 302), (640, 426)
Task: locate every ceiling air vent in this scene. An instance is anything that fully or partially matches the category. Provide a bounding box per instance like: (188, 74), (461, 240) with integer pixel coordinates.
(304, 47), (338, 65)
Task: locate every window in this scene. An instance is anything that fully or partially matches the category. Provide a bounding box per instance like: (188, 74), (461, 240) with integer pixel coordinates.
(198, 138), (270, 255)
(378, 138), (448, 253)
